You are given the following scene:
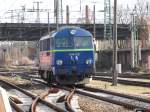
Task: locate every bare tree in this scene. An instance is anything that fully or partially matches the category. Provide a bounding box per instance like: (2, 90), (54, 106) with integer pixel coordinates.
(117, 5), (131, 24)
(134, 0), (150, 40)
(117, 0), (150, 40)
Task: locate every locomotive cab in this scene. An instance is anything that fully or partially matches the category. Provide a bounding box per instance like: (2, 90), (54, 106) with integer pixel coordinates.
(53, 28), (95, 84)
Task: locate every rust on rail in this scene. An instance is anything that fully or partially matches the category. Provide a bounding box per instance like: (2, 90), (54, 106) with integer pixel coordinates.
(65, 87), (75, 112)
(31, 88), (61, 112)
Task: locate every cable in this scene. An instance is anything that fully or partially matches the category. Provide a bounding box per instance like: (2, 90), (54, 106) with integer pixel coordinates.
(2, 0), (19, 13)
(1, 0), (20, 21)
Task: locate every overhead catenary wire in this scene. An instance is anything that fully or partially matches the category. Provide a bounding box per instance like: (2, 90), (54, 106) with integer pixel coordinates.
(0, 0), (104, 23)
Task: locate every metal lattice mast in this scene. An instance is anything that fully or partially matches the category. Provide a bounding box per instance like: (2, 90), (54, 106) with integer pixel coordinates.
(130, 14), (139, 68)
(104, 0), (112, 39)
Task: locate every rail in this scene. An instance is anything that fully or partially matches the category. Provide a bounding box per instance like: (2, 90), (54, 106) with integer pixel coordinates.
(0, 79), (66, 112)
(65, 87), (76, 112)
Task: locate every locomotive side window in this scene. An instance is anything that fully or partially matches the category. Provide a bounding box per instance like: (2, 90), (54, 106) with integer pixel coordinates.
(50, 38), (54, 49)
(46, 38), (50, 50)
(43, 40), (46, 51)
(39, 41), (41, 51)
(39, 40), (43, 51)
(74, 37), (92, 48)
(40, 38), (51, 51)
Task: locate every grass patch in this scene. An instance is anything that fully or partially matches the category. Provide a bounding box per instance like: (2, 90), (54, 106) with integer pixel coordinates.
(13, 76), (22, 81)
(0, 76), (31, 86)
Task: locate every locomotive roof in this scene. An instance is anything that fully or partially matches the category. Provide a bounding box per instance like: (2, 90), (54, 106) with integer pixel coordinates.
(40, 26), (92, 41)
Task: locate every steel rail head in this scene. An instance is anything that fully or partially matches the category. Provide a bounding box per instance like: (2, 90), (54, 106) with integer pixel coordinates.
(0, 79), (66, 112)
(75, 88), (150, 112)
(83, 86), (150, 104)
(31, 88), (59, 112)
(9, 96), (23, 104)
(65, 87), (75, 112)
(9, 98), (24, 112)
(0, 79), (36, 98)
(39, 98), (66, 112)
(51, 85), (150, 112)
(31, 96), (40, 112)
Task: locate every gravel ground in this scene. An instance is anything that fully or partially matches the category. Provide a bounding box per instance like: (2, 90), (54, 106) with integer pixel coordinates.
(27, 83), (49, 95)
(86, 80), (150, 100)
(0, 75), (49, 95)
(78, 80), (150, 112)
(0, 76), (31, 86)
(78, 96), (134, 112)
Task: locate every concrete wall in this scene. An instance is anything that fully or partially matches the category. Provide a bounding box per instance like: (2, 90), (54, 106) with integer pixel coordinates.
(95, 50), (150, 72)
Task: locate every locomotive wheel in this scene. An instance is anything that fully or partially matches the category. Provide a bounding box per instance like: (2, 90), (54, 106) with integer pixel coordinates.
(39, 70), (44, 79)
(47, 71), (54, 85)
(47, 71), (51, 85)
(40, 71), (47, 80)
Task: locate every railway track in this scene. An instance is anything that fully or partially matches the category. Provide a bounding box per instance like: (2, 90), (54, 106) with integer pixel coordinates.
(92, 76), (150, 87)
(74, 86), (150, 112)
(49, 84), (150, 112)
(32, 79), (79, 112)
(0, 69), (77, 111)
(2, 69), (150, 88)
(1, 69), (150, 111)
(0, 79), (75, 112)
(95, 72), (150, 79)
(65, 88), (76, 112)
(33, 78), (150, 112)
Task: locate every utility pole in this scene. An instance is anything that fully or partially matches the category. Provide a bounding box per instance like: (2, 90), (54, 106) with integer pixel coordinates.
(78, 0), (82, 23)
(93, 5), (96, 39)
(34, 1), (42, 23)
(17, 13), (20, 23)
(80, 0), (82, 13)
(54, 0), (59, 30)
(85, 5), (89, 24)
(21, 6), (25, 23)
(10, 10), (14, 23)
(66, 5), (69, 24)
(48, 11), (50, 34)
(60, 0), (63, 23)
(112, 0), (118, 86)
(131, 14), (135, 68)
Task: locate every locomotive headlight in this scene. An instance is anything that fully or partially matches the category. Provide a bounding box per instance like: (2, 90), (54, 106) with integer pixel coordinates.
(56, 60), (63, 65)
(86, 59), (92, 65)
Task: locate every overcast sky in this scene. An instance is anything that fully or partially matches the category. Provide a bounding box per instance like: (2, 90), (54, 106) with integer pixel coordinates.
(0, 0), (147, 23)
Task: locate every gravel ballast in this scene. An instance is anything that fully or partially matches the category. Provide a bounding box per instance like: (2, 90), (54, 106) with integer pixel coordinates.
(78, 96), (134, 112)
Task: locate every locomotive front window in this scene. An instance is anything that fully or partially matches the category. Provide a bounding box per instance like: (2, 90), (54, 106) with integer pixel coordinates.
(74, 37), (92, 49)
(55, 37), (72, 48)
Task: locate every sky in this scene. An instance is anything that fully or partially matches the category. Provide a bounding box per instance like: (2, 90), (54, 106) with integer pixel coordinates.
(0, 0), (146, 23)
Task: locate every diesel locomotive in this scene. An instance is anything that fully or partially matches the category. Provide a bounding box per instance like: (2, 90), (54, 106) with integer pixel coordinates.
(38, 26), (95, 85)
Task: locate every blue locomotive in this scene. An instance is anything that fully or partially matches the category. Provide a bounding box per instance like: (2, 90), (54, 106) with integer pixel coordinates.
(38, 26), (95, 85)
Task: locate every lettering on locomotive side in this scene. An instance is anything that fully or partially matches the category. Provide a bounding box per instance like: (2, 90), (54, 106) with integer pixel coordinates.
(68, 53), (80, 56)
